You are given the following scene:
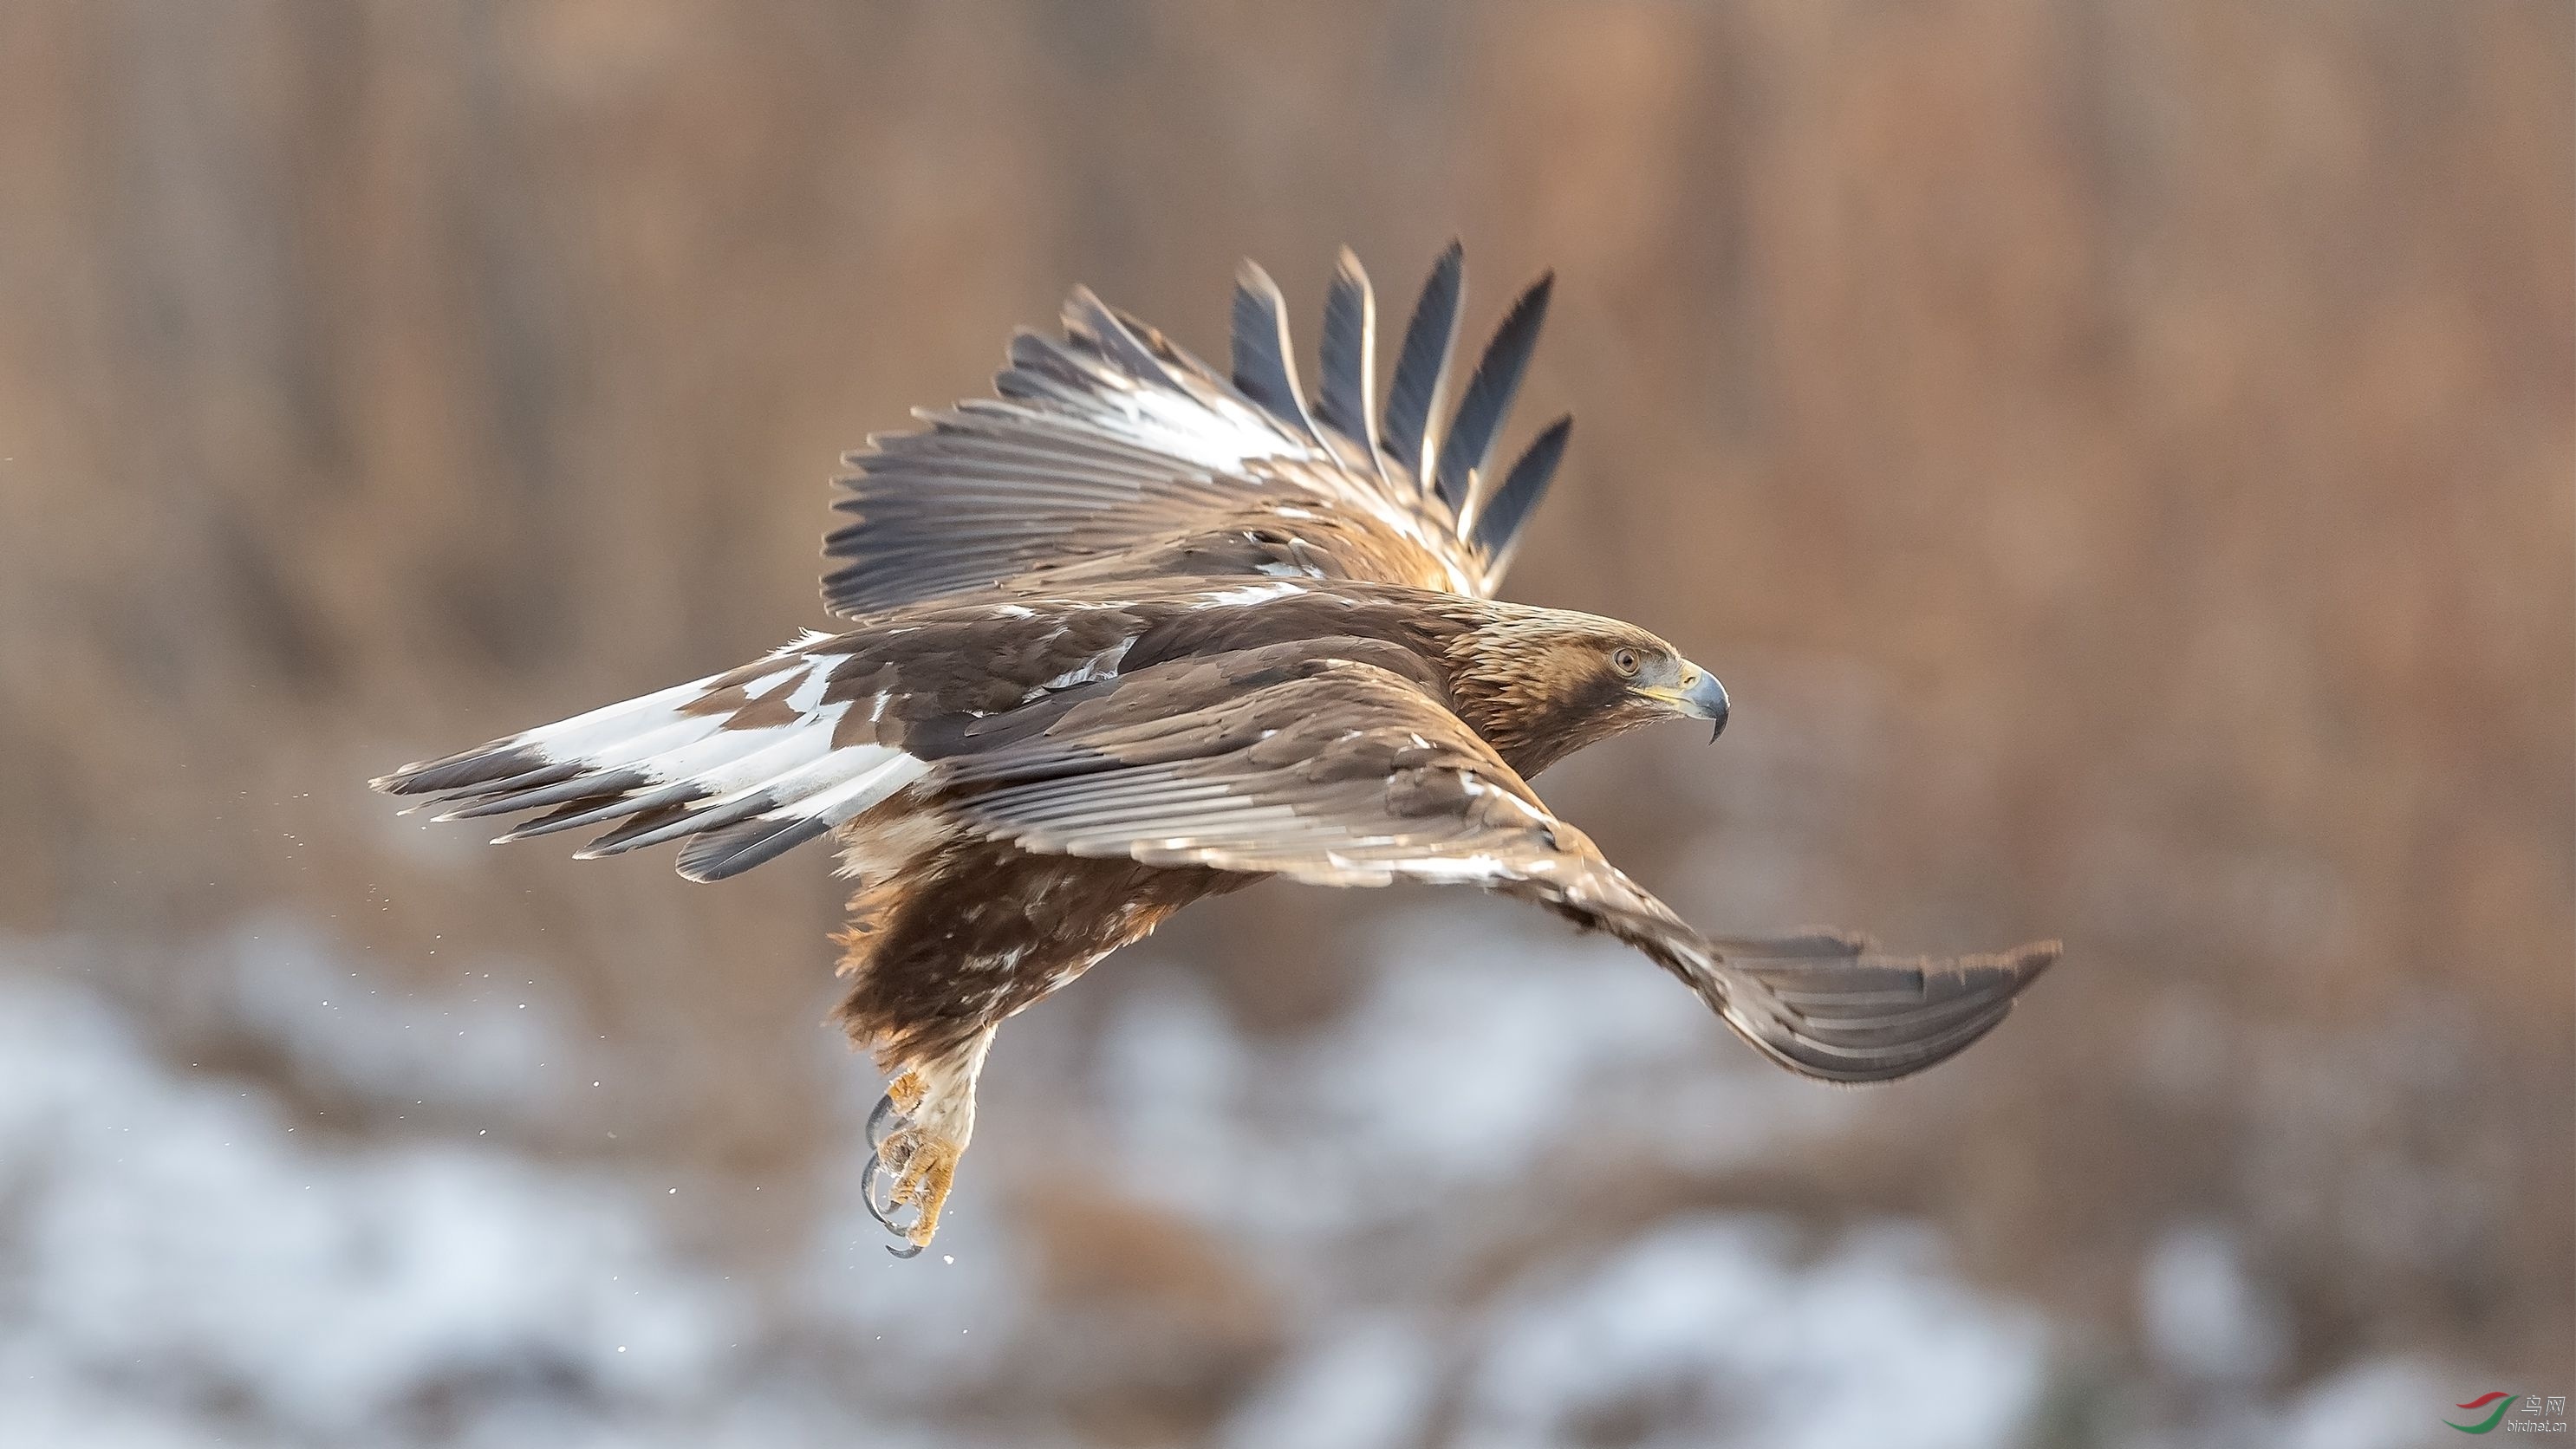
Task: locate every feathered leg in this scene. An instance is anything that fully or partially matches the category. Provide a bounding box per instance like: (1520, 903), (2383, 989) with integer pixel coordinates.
(833, 829), (1240, 1255)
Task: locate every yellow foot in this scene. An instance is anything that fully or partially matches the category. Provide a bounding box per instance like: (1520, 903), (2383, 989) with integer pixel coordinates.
(862, 1075), (965, 1255)
(880, 1124), (961, 1248)
(860, 1034), (991, 1258)
(886, 1069), (926, 1115)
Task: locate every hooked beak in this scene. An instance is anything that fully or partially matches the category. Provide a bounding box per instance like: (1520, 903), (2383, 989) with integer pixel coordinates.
(1636, 662), (1730, 742)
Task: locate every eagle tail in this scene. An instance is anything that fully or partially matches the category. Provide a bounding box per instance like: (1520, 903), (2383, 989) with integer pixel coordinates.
(370, 639), (926, 881)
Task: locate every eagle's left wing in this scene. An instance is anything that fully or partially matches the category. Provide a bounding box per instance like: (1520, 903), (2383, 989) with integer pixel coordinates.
(822, 245), (1571, 617)
(940, 653), (2056, 1084)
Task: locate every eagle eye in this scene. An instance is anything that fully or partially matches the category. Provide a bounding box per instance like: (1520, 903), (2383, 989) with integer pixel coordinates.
(1611, 647), (1642, 676)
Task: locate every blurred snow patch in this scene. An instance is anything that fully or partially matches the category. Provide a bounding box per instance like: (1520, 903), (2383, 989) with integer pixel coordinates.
(1457, 1217), (2049, 1449)
(0, 915), (2471, 1449)
(1223, 1314), (1440, 1449)
(2138, 1223), (2287, 1385)
(2271, 1356), (2464, 1449)
(2148, 1355), (2479, 1449)
(1094, 906), (1851, 1241)
(0, 973), (742, 1445)
(786, 1140), (1033, 1395)
(213, 914), (592, 1123)
(1321, 908), (1839, 1180)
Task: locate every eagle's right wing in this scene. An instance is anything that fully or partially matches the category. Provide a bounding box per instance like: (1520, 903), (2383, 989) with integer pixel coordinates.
(940, 649), (2056, 1084)
(821, 245), (1571, 617)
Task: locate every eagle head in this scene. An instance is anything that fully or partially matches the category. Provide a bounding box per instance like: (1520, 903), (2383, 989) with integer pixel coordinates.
(1446, 606), (1728, 775)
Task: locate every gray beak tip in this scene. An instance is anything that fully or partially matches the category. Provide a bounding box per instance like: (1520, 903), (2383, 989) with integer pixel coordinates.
(1690, 672), (1730, 743)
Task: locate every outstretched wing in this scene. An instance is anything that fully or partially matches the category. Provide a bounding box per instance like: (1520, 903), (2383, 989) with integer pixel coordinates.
(821, 244), (1571, 617)
(937, 649), (2057, 1084)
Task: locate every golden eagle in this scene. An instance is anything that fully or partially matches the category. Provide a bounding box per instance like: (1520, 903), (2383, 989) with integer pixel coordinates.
(375, 245), (2056, 1254)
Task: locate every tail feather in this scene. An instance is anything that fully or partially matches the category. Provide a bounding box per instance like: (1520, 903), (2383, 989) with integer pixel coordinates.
(372, 744), (556, 797)
(491, 778), (706, 841)
(576, 788), (784, 857)
(373, 639), (926, 880)
(438, 767), (654, 822)
(673, 815), (838, 882)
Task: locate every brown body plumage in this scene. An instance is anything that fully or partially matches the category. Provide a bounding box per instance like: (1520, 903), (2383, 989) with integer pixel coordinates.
(374, 247), (2055, 1251)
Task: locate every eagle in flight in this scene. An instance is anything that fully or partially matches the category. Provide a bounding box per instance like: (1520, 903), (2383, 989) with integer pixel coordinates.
(376, 244), (2056, 1254)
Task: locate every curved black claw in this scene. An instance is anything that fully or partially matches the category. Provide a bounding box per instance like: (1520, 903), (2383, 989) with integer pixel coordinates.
(862, 1088), (927, 1257)
(860, 1146), (925, 1258)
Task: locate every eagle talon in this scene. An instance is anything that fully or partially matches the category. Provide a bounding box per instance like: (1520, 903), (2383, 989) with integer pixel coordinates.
(857, 1082), (962, 1258)
(860, 1144), (926, 1255)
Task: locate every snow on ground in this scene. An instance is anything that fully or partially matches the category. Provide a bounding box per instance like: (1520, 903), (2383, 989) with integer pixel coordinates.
(0, 971), (748, 1448)
(0, 919), (2463, 1446)
(1083, 906), (1851, 1244)
(1456, 1218), (2045, 1449)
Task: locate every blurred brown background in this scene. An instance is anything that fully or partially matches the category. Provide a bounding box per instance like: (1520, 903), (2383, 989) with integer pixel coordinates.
(0, 3), (2566, 1446)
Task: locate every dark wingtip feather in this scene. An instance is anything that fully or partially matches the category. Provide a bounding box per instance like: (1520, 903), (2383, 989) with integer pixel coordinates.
(1469, 413), (1571, 568)
(1064, 285), (1181, 388)
(1229, 260), (1315, 440)
(1436, 270), (1554, 517)
(1381, 240), (1466, 493)
(1316, 248), (1380, 465)
(1715, 933), (2059, 1084)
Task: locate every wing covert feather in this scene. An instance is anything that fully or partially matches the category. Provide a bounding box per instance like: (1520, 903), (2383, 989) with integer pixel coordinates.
(941, 653), (2055, 1082)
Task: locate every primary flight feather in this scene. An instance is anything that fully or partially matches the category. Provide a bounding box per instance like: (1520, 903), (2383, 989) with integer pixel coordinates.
(374, 245), (2057, 1252)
